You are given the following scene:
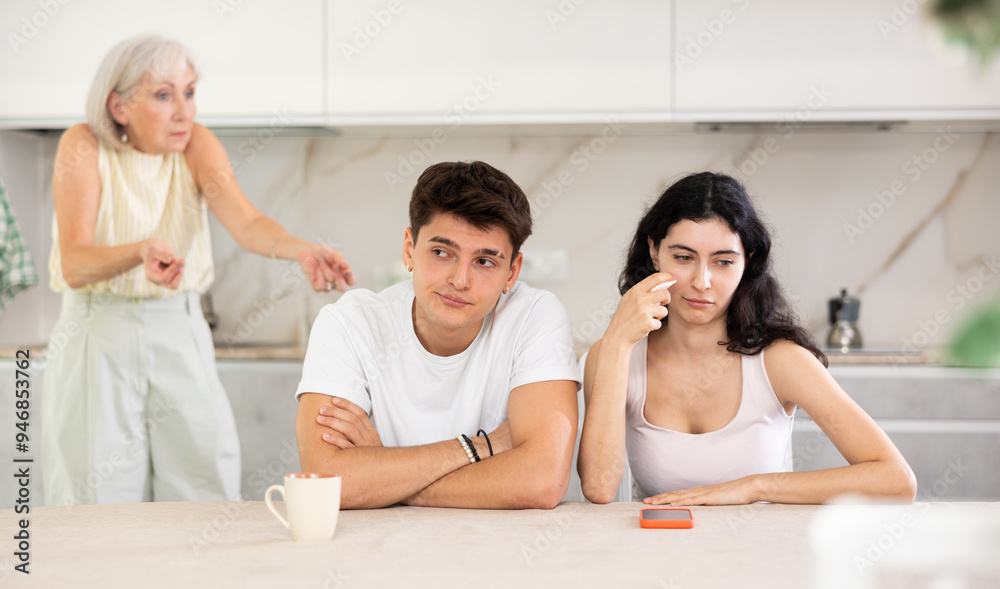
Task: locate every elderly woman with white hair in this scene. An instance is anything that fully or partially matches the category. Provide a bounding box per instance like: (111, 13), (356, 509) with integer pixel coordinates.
(42, 34), (355, 505)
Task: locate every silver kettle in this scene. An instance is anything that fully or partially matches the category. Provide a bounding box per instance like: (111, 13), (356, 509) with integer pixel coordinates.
(826, 288), (862, 351)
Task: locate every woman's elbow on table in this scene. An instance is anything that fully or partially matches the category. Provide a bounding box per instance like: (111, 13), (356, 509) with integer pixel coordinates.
(834, 458), (917, 504)
(580, 478), (617, 505)
(862, 453), (918, 503)
(578, 458), (621, 504)
(890, 460), (918, 503)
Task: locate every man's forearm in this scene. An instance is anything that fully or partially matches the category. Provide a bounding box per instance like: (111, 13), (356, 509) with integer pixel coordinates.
(303, 439), (471, 509)
(402, 439), (572, 510)
(402, 381), (580, 510)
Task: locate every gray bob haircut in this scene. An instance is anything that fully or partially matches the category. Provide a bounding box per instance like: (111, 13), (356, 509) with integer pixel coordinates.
(86, 34), (200, 149)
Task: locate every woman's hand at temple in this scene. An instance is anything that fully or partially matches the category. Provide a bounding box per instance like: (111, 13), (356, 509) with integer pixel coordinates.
(603, 272), (674, 349)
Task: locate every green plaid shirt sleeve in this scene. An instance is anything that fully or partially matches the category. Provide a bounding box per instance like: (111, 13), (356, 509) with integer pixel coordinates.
(0, 181), (39, 311)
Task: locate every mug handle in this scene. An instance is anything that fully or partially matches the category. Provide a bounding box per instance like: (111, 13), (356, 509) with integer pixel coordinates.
(265, 485), (290, 530)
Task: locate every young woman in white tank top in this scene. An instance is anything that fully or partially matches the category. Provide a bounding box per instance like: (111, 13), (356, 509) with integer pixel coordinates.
(578, 173), (916, 506)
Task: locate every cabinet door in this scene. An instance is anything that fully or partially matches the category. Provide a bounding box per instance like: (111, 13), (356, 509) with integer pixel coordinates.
(674, 0), (1000, 117)
(0, 0), (324, 125)
(327, 0), (671, 121)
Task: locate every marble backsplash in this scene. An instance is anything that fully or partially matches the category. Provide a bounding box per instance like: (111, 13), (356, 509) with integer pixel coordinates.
(1, 126), (998, 355)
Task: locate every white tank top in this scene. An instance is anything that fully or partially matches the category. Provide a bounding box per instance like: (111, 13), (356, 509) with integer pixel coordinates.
(625, 337), (795, 499)
(49, 140), (214, 297)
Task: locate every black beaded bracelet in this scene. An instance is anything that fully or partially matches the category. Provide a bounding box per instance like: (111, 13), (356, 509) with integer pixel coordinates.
(461, 434), (481, 462)
(477, 428), (493, 457)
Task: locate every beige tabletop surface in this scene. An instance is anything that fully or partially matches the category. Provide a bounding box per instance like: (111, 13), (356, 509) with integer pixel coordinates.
(2, 500), (999, 588)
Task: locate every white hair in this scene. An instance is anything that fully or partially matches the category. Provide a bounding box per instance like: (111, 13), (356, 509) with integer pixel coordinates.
(86, 34), (200, 149)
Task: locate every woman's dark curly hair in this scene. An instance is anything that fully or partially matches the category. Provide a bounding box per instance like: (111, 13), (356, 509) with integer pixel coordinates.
(619, 172), (827, 367)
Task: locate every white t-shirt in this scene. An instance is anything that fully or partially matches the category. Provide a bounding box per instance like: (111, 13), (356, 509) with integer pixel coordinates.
(295, 281), (581, 447)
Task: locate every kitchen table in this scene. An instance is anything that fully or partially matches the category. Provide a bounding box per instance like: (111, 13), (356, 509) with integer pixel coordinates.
(3, 501), (999, 588)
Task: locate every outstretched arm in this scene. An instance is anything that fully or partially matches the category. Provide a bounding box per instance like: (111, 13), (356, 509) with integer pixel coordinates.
(645, 341), (917, 506)
(185, 124), (355, 292)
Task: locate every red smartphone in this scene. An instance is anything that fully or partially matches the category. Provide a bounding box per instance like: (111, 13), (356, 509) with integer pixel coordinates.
(639, 508), (694, 529)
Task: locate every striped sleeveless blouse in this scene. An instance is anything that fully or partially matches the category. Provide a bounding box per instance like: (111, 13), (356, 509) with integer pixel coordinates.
(49, 140), (214, 297)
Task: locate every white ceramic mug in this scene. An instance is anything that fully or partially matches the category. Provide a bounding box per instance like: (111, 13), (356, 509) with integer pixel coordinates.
(265, 473), (342, 541)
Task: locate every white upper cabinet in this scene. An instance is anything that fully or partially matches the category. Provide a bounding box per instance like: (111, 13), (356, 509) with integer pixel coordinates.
(327, 0), (672, 123)
(674, 0), (1000, 119)
(0, 0), (324, 126)
(3, 1), (997, 127)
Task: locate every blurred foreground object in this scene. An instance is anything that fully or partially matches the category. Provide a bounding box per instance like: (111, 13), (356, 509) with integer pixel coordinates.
(948, 298), (1000, 367)
(932, 0), (1000, 66)
(810, 496), (1000, 589)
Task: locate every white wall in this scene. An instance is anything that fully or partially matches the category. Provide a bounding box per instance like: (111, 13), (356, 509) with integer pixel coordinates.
(205, 128), (1000, 354)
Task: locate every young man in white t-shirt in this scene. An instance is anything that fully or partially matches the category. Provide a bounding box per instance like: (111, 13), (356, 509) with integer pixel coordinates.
(295, 161), (581, 509)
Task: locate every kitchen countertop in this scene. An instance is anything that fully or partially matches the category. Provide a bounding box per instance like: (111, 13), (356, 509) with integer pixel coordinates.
(821, 349), (938, 365)
(0, 344), (308, 361)
(3, 500), (997, 588)
(0, 344), (940, 364)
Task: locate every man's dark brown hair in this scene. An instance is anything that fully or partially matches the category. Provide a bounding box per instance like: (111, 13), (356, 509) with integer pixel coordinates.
(409, 161), (533, 261)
